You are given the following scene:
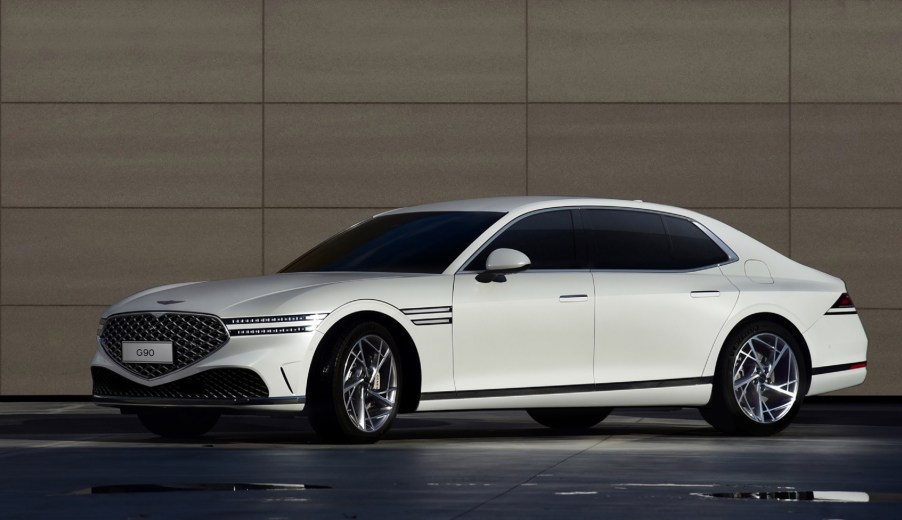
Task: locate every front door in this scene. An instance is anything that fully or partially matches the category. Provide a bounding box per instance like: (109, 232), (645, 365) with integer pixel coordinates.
(451, 209), (595, 391)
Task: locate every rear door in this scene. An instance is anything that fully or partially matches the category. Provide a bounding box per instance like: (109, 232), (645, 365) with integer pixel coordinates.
(584, 209), (739, 384)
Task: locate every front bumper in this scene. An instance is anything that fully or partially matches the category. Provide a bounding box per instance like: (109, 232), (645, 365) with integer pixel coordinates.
(91, 331), (318, 414)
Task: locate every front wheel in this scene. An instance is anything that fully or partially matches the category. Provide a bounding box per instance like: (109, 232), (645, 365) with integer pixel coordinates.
(527, 407), (612, 431)
(307, 322), (401, 443)
(136, 408), (220, 438)
(701, 321), (807, 436)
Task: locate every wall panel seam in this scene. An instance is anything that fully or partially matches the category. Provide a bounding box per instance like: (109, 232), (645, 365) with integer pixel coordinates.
(22, 206), (895, 210)
(2, 101), (265, 105)
(1, 0), (4, 394)
(6, 207), (899, 210)
(0, 207), (271, 210)
(261, 0), (266, 276)
(524, 0), (529, 195)
(7, 101), (900, 106)
(4, 304), (901, 311)
(788, 0), (793, 258)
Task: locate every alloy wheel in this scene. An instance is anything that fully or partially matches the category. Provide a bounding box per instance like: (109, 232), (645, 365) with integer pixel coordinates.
(732, 332), (800, 424)
(341, 334), (398, 433)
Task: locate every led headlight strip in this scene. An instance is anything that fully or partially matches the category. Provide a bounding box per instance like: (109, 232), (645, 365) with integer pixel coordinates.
(224, 313), (328, 336)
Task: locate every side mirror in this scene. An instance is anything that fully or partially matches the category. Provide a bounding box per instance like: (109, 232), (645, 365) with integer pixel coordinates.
(476, 248), (531, 283)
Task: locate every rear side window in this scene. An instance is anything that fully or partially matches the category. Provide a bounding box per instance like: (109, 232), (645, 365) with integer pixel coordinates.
(585, 209), (728, 270)
(663, 215), (730, 269)
(465, 210), (577, 270)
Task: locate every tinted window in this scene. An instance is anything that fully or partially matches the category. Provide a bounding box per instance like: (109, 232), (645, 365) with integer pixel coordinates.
(465, 210), (577, 270)
(663, 215), (730, 269)
(585, 209), (671, 269)
(280, 211), (503, 274)
(585, 209), (729, 270)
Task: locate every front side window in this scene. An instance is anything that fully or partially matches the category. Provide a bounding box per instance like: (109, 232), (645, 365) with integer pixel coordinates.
(585, 209), (729, 270)
(280, 211), (504, 274)
(464, 210), (577, 271)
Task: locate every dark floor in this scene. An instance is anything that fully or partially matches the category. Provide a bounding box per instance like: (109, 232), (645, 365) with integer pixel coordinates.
(0, 401), (900, 519)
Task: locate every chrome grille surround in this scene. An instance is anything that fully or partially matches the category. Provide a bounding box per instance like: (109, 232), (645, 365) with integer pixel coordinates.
(99, 312), (230, 380)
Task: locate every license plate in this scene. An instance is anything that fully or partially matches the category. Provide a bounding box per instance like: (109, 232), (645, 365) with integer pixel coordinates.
(122, 341), (173, 364)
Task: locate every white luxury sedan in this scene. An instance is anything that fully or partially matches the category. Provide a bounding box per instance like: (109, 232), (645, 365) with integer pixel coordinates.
(92, 197), (868, 442)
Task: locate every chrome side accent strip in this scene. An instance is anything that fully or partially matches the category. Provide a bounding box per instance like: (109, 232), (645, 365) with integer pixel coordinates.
(411, 318), (452, 326)
(401, 306), (452, 315)
(421, 376), (713, 401)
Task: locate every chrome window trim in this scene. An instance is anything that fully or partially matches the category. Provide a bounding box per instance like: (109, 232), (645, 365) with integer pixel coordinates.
(455, 205), (738, 276)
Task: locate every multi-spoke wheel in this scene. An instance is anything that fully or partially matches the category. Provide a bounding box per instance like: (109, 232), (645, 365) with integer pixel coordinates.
(307, 321), (401, 443)
(701, 321), (807, 436)
(527, 407), (612, 431)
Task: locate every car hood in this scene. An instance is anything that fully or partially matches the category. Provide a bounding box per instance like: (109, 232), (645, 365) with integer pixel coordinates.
(104, 272), (424, 317)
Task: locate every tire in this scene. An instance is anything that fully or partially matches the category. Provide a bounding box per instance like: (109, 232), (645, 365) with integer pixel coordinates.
(307, 321), (402, 443)
(701, 320), (807, 436)
(527, 407), (612, 431)
(136, 408), (220, 438)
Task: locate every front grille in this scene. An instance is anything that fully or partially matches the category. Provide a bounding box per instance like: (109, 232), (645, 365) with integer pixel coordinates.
(92, 367), (269, 401)
(100, 312), (230, 379)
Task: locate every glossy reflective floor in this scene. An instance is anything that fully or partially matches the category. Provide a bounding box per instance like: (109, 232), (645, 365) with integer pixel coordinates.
(0, 401), (899, 519)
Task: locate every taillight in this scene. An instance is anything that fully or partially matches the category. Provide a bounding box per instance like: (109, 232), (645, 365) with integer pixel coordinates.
(826, 293), (857, 315)
(832, 293), (855, 308)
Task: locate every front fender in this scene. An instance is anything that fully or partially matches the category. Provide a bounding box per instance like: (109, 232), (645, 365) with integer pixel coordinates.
(301, 298), (454, 399)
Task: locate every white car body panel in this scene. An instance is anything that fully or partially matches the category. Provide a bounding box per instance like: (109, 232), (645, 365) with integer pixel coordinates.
(593, 268), (739, 384)
(452, 271), (595, 391)
(91, 196), (867, 422)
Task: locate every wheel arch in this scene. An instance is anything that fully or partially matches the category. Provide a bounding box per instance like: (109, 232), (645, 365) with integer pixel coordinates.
(307, 308), (423, 414)
(708, 312), (812, 391)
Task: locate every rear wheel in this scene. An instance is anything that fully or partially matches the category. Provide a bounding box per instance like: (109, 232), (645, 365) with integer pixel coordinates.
(307, 322), (401, 443)
(527, 407), (612, 430)
(136, 408), (220, 438)
(701, 320), (807, 436)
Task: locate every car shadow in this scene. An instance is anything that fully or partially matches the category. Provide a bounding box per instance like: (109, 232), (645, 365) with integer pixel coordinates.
(2, 404), (898, 446)
(0, 412), (719, 446)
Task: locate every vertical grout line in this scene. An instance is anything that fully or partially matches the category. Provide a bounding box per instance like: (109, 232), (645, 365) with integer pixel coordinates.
(787, 1), (794, 259)
(524, 0), (529, 195)
(0, 0), (4, 395)
(261, 0), (266, 275)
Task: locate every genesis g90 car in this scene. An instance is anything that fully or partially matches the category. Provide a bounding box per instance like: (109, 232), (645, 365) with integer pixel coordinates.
(92, 197), (867, 442)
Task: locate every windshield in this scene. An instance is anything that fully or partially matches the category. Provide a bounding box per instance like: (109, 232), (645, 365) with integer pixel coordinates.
(280, 211), (504, 274)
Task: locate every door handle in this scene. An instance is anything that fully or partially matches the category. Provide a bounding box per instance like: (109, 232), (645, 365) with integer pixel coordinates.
(559, 294), (588, 303)
(690, 291), (720, 298)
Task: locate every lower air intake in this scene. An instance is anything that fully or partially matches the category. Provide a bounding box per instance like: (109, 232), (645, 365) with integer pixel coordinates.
(91, 367), (269, 401)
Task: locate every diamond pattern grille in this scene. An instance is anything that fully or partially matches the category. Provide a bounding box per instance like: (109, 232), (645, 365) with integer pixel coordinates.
(100, 313), (230, 379)
(91, 367), (269, 400)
